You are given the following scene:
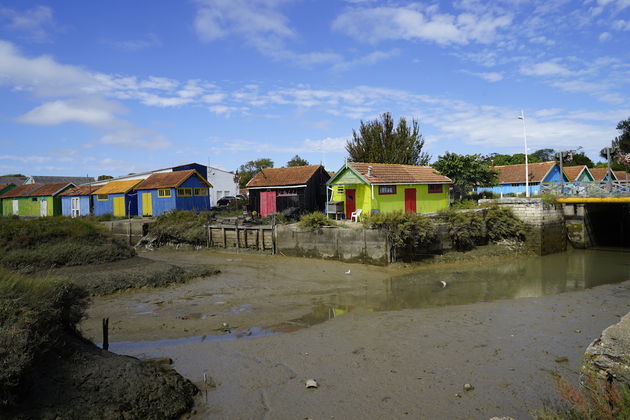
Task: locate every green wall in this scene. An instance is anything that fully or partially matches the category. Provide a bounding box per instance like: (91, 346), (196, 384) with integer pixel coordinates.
(1, 196), (57, 217)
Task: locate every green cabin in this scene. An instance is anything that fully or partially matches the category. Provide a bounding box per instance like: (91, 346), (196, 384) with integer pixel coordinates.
(326, 162), (452, 219)
(0, 183), (16, 216)
(0, 183), (74, 217)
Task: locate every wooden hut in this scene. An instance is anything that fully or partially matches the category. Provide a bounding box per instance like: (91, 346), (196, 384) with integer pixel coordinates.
(247, 165), (330, 217)
(0, 183), (16, 216)
(134, 170), (212, 217)
(0, 183), (73, 217)
(60, 185), (98, 217)
(92, 179), (144, 217)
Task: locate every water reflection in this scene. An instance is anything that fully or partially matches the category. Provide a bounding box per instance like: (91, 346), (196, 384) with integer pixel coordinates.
(306, 249), (630, 322)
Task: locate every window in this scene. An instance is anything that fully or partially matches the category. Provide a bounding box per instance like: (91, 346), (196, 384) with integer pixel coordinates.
(31, 197), (37, 202)
(428, 184), (443, 194)
(97, 194), (108, 201)
(336, 186), (345, 194)
(194, 188), (208, 196)
(378, 185), (396, 195)
(158, 189), (171, 198)
(177, 188), (192, 197)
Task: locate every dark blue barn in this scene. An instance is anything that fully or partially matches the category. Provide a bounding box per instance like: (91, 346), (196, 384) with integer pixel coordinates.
(134, 170), (212, 217)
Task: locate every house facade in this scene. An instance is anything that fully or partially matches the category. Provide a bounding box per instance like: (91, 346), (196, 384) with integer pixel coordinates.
(207, 165), (239, 206)
(0, 184), (16, 216)
(0, 183), (73, 217)
(589, 168), (617, 182)
(477, 161), (567, 196)
(135, 170), (212, 217)
(562, 165), (594, 182)
(60, 185), (97, 217)
(326, 162), (452, 217)
(92, 180), (144, 217)
(247, 165), (330, 217)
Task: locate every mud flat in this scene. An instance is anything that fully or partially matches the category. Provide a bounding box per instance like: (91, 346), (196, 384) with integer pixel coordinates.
(80, 248), (630, 419)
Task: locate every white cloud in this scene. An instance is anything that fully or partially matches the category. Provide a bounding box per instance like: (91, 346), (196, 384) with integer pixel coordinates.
(332, 6), (512, 45)
(97, 126), (171, 150)
(520, 60), (572, 76)
(17, 97), (123, 126)
(612, 19), (630, 30)
(466, 71), (503, 82)
(0, 5), (56, 42)
(599, 31), (612, 41)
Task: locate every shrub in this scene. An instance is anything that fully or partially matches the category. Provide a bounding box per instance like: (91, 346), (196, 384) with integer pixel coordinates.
(363, 211), (437, 252)
(451, 199), (479, 210)
(484, 206), (525, 242)
(0, 268), (89, 407)
(148, 210), (214, 245)
(440, 210), (484, 251)
(0, 217), (135, 271)
(298, 212), (337, 229)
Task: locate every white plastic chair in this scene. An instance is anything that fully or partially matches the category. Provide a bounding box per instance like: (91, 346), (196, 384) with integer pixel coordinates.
(350, 208), (362, 222)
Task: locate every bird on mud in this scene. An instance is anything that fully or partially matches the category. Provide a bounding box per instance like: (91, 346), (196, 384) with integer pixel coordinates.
(439, 280), (447, 288)
(345, 270), (351, 275)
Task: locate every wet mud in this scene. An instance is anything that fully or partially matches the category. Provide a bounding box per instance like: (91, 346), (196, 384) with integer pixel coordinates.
(79, 247), (630, 419)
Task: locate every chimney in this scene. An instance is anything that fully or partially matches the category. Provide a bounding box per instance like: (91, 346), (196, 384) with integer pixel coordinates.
(367, 166), (373, 177)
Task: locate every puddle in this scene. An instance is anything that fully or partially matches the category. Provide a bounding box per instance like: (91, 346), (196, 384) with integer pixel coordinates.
(103, 327), (276, 352)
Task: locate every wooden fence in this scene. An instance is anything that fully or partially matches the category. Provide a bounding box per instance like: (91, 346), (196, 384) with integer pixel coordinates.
(206, 224), (276, 253)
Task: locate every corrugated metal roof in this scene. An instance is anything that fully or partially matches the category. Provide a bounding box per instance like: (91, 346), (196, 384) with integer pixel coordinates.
(0, 176), (26, 185)
(0, 184), (40, 198)
(589, 168), (616, 182)
(28, 176), (94, 185)
(247, 165), (323, 187)
(134, 170), (212, 190)
(346, 162), (451, 184)
(562, 165), (588, 181)
(93, 179), (144, 195)
(493, 161), (556, 184)
(0, 183), (71, 198)
(59, 185), (99, 196)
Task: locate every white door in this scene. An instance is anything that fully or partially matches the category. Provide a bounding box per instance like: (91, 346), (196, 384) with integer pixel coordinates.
(71, 197), (80, 217)
(12, 200), (18, 215)
(40, 199), (47, 217)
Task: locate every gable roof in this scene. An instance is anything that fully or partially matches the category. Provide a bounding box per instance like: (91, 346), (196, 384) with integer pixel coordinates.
(562, 165), (590, 182)
(0, 176), (26, 185)
(0, 184), (40, 198)
(329, 162), (451, 185)
(246, 165), (324, 188)
(59, 185), (99, 196)
(0, 183), (15, 192)
(589, 167), (617, 182)
(134, 169), (212, 190)
(0, 183), (72, 198)
(493, 161), (557, 184)
(28, 176), (94, 185)
(613, 170), (629, 181)
(93, 179), (144, 195)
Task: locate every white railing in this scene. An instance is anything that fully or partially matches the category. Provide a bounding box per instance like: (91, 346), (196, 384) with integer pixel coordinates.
(540, 181), (630, 197)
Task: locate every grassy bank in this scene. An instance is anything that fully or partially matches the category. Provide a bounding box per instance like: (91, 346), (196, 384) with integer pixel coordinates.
(0, 217), (135, 271)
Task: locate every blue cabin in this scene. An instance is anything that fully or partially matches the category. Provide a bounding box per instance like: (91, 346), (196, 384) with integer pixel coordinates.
(92, 179), (143, 217)
(60, 185), (97, 217)
(477, 161), (568, 196)
(134, 170), (213, 217)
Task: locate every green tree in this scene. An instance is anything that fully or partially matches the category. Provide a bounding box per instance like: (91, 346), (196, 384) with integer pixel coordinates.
(237, 158), (274, 188)
(432, 153), (498, 200)
(563, 152), (594, 167)
(286, 155), (309, 167)
(97, 175), (113, 181)
(531, 148), (555, 162)
(1, 174), (25, 177)
(485, 153), (540, 166)
(345, 112), (430, 165)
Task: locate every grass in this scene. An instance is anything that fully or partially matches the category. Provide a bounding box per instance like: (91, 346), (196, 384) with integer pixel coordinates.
(298, 212), (337, 229)
(0, 217), (135, 271)
(0, 268), (89, 407)
(148, 210), (215, 245)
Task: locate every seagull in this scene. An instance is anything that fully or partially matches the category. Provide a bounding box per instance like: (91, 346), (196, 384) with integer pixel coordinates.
(345, 270), (351, 275)
(440, 281), (447, 288)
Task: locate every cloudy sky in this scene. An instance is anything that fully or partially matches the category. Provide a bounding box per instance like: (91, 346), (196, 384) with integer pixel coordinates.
(0, 0), (629, 176)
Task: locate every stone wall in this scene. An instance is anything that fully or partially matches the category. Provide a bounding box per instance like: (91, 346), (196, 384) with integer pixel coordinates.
(276, 225), (390, 265)
(479, 198), (566, 255)
(100, 219), (149, 244)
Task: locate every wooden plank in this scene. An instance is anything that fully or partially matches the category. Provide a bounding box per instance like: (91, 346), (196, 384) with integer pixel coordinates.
(222, 227), (226, 248)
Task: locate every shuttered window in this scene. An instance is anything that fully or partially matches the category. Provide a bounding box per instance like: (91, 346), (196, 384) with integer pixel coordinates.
(158, 189), (171, 198)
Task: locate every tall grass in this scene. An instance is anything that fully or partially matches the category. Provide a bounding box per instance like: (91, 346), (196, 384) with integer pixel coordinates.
(148, 210), (215, 245)
(0, 217), (135, 271)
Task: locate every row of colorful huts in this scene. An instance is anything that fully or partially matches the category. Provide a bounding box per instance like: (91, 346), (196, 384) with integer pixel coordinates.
(0, 169), (212, 218)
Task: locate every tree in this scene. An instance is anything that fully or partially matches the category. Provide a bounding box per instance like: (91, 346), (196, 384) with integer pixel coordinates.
(237, 158), (274, 188)
(345, 112), (430, 165)
(97, 175), (113, 181)
(484, 153), (540, 166)
(600, 116), (630, 170)
(531, 148), (555, 162)
(432, 153), (498, 200)
(286, 155), (309, 167)
(563, 152), (593, 167)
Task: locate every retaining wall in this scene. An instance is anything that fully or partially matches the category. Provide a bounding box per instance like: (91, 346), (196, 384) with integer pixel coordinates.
(479, 198), (566, 255)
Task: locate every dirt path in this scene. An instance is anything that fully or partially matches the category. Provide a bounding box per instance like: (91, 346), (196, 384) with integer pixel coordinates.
(79, 249), (630, 419)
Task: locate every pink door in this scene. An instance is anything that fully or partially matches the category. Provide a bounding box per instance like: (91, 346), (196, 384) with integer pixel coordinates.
(260, 191), (277, 217)
(405, 188), (416, 213)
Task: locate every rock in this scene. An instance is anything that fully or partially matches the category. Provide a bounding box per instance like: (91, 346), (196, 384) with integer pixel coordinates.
(585, 312), (630, 384)
(554, 356), (569, 363)
(463, 383), (474, 391)
(143, 357), (173, 365)
(305, 379), (318, 388)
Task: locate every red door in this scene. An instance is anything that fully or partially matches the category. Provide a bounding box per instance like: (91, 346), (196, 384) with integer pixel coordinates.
(345, 189), (356, 217)
(260, 191), (277, 216)
(404, 188), (416, 213)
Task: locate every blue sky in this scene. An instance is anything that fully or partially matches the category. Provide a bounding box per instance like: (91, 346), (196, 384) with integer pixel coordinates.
(0, 0), (629, 177)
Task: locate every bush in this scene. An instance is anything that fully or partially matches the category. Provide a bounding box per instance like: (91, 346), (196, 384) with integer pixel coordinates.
(0, 217), (135, 271)
(0, 268), (89, 407)
(440, 210), (484, 251)
(484, 206), (525, 242)
(148, 210), (214, 245)
(298, 212), (337, 229)
(363, 211), (437, 253)
(451, 199), (479, 210)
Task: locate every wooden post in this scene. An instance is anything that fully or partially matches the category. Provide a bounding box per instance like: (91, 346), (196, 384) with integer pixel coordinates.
(235, 222), (240, 252)
(257, 228), (261, 250)
(244, 227), (248, 248)
(128, 221), (132, 245)
(222, 227), (226, 248)
(206, 224), (210, 248)
(208, 225), (213, 247)
(102, 318), (109, 351)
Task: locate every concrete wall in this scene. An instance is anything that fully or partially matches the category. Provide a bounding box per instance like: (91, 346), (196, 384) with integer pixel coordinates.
(479, 198), (566, 255)
(276, 225), (390, 265)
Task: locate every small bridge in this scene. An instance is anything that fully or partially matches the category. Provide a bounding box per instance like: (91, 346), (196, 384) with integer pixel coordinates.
(540, 181), (630, 203)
